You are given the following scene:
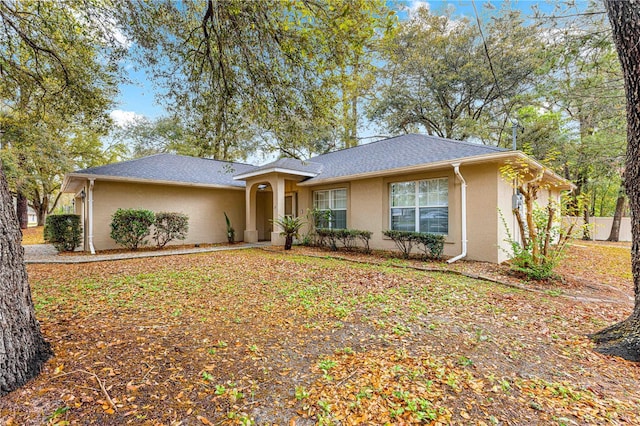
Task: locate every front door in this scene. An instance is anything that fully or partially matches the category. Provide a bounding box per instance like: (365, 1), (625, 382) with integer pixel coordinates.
(285, 193), (297, 218)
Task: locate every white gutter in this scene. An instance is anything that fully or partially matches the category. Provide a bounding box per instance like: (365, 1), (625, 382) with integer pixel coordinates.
(448, 163), (467, 263)
(88, 179), (96, 255)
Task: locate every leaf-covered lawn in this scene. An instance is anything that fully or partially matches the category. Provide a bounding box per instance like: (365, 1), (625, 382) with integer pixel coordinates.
(558, 240), (632, 291)
(1, 247), (639, 425)
(21, 226), (44, 245)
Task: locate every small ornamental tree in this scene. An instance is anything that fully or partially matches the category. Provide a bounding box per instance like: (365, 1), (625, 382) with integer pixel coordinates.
(44, 214), (82, 252)
(272, 216), (305, 250)
(153, 212), (189, 248)
(500, 161), (575, 280)
(110, 208), (155, 250)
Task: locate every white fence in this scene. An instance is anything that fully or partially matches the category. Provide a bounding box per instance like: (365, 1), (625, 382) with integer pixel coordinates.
(563, 216), (632, 242)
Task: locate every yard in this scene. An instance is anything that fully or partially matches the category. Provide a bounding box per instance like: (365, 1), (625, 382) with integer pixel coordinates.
(1, 243), (639, 424)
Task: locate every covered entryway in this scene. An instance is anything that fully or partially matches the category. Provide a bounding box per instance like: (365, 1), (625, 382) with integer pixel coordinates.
(233, 158), (321, 246)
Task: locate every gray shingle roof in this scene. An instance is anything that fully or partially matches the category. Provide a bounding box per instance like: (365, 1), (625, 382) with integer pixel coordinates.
(67, 134), (509, 190)
(304, 133), (506, 182)
(71, 154), (256, 188)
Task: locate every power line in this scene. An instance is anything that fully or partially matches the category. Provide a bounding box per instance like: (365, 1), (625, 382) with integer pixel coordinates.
(471, 0), (522, 150)
(471, 0), (513, 126)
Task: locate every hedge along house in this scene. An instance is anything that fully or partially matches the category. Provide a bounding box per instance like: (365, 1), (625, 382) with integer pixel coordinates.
(62, 134), (573, 262)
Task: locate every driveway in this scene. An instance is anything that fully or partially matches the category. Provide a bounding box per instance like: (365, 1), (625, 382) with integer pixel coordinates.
(22, 242), (270, 264)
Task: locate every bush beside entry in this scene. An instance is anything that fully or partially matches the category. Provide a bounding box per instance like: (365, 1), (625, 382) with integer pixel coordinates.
(44, 214), (82, 252)
(272, 216), (305, 250)
(110, 208), (155, 250)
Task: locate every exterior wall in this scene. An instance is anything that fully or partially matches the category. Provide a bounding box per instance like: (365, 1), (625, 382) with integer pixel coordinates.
(89, 180), (245, 250)
(467, 164), (503, 263)
(496, 174), (517, 263)
(297, 162), (514, 263)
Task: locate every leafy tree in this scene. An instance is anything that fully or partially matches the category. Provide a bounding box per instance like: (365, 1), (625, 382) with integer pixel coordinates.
(1, 115), (125, 225)
(500, 162), (574, 280)
(590, 0), (640, 361)
(369, 5), (544, 144)
(532, 3), (626, 233)
(0, 0), (122, 393)
(1, 0), (123, 225)
(112, 116), (201, 159)
(320, 0), (392, 149)
(116, 0), (391, 160)
(512, 106), (567, 166)
(0, 165), (53, 396)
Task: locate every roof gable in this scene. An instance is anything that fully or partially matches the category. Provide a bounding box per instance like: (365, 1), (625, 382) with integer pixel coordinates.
(233, 157), (323, 180)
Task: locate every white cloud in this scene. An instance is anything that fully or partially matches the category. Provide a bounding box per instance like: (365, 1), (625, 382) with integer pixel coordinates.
(408, 1), (430, 15)
(110, 110), (144, 127)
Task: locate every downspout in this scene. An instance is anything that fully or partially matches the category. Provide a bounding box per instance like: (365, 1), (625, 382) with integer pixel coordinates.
(448, 163), (467, 263)
(88, 179), (96, 255)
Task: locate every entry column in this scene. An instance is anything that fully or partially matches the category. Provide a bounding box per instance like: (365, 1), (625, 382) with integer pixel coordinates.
(270, 176), (286, 245)
(243, 182), (258, 243)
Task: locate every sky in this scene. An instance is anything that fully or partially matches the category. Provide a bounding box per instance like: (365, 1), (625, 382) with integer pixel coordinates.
(108, 0), (581, 127)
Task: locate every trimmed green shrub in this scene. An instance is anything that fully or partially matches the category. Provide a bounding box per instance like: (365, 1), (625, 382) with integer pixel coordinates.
(354, 229), (373, 253)
(382, 230), (415, 258)
(336, 229), (357, 249)
(110, 208), (155, 250)
(383, 230), (445, 260)
(154, 212), (189, 248)
(413, 232), (445, 259)
(44, 214), (82, 252)
(315, 228), (373, 252)
(316, 228), (338, 250)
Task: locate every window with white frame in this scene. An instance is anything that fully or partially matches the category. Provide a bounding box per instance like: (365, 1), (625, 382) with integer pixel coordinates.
(313, 188), (347, 229)
(390, 178), (448, 234)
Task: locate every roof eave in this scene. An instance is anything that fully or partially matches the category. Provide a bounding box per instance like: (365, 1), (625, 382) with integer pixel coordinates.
(233, 167), (319, 180)
(297, 151), (575, 190)
(62, 173), (246, 192)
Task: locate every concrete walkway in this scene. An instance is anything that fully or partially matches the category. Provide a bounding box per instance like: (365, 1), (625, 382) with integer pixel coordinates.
(23, 242), (270, 264)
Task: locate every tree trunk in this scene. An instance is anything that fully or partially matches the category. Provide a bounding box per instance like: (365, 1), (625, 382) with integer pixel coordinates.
(35, 194), (48, 227)
(16, 191), (28, 229)
(591, 0), (640, 361)
(607, 189), (626, 242)
(0, 166), (53, 396)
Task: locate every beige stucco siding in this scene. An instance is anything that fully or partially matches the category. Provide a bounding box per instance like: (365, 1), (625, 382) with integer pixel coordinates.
(297, 163), (519, 262)
(86, 180), (245, 250)
(496, 172), (516, 263)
